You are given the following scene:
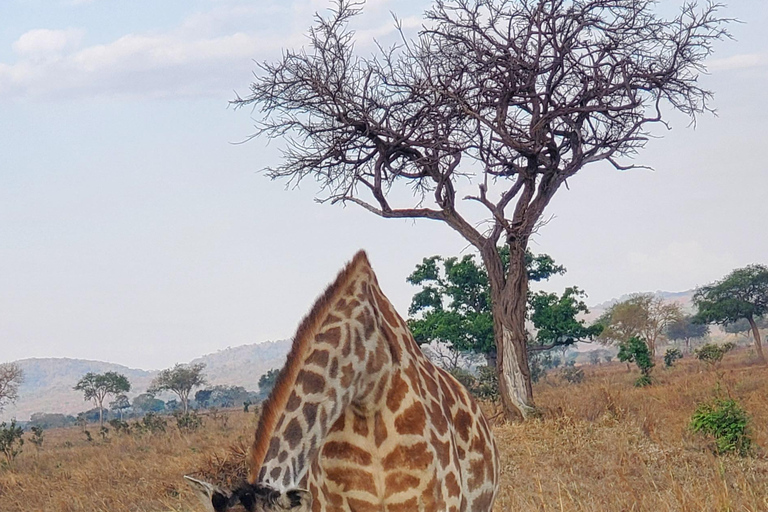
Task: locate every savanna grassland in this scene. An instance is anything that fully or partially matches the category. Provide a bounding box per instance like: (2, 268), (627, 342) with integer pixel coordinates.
(2, 351), (768, 512)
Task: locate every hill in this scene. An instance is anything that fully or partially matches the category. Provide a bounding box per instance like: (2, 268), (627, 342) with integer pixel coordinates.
(1, 339), (291, 422)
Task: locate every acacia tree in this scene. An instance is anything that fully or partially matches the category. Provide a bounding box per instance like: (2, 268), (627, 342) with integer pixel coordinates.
(694, 265), (768, 364)
(148, 363), (207, 414)
(407, 250), (565, 367)
(236, 0), (729, 418)
(73, 372), (131, 428)
(667, 314), (709, 353)
(597, 293), (682, 356)
(0, 363), (23, 412)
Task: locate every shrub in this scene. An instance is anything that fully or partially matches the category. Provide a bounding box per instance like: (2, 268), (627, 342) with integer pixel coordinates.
(28, 426), (44, 450)
(448, 366), (498, 401)
(108, 419), (132, 434)
(695, 342), (735, 368)
(664, 347), (683, 368)
(618, 336), (655, 386)
(474, 366), (499, 400)
(175, 411), (203, 433)
(690, 397), (752, 456)
(0, 420), (24, 466)
(560, 366), (585, 384)
(134, 412), (167, 435)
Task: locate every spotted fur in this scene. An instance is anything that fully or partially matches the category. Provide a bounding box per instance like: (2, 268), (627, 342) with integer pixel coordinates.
(244, 251), (499, 511)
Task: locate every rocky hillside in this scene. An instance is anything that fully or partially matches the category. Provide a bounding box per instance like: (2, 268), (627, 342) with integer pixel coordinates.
(1, 340), (291, 422)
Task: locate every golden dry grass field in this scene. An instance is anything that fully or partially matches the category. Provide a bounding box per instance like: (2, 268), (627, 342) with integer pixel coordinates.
(2, 351), (768, 512)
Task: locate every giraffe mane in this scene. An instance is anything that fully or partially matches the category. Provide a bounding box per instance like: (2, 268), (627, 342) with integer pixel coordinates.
(247, 249), (373, 482)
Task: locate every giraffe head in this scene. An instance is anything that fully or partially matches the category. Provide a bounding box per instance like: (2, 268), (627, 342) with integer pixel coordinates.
(184, 476), (312, 512)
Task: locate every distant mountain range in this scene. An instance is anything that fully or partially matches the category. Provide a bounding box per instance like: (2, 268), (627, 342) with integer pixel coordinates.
(2, 290), (700, 422)
(1, 340), (291, 422)
(586, 289), (696, 321)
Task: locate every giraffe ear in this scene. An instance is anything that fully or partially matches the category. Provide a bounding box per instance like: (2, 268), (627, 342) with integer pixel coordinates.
(278, 488), (312, 510)
(184, 475), (233, 512)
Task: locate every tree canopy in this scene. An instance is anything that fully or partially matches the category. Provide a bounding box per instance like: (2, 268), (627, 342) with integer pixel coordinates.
(666, 314), (709, 353)
(693, 265), (768, 364)
(597, 293), (682, 356)
(235, 0), (730, 419)
(407, 249), (600, 365)
(73, 372), (131, 427)
(148, 363), (207, 414)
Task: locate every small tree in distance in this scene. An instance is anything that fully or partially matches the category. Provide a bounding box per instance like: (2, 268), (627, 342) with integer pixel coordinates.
(667, 315), (709, 354)
(0, 363), (23, 413)
(618, 337), (654, 387)
(109, 394), (131, 420)
(694, 265), (768, 364)
(148, 363), (206, 414)
(258, 368), (280, 401)
(74, 372), (131, 428)
(598, 294), (682, 357)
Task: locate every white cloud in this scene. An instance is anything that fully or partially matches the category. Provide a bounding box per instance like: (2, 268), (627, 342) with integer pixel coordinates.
(12, 28), (84, 57)
(0, 2), (411, 100)
(0, 13), (300, 99)
(707, 53), (766, 72)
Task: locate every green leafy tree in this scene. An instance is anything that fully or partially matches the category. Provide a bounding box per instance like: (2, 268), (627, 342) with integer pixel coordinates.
(0, 420), (24, 466)
(408, 251), (601, 376)
(663, 347), (683, 368)
(148, 363), (206, 414)
(597, 294), (682, 356)
(693, 265), (768, 364)
(109, 394), (131, 421)
(0, 362), (23, 413)
(528, 287), (603, 351)
(617, 336), (654, 386)
(235, 0), (728, 419)
(722, 316), (768, 335)
(258, 368), (280, 400)
(666, 315), (709, 353)
(73, 372), (131, 428)
(132, 393), (165, 414)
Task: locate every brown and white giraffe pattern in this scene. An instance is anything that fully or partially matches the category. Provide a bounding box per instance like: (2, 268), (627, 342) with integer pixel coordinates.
(247, 251), (500, 511)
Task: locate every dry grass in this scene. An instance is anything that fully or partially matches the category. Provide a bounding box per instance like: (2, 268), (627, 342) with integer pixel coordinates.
(2, 350), (768, 511)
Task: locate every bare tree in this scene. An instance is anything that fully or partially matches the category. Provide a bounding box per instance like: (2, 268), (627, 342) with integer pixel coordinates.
(235, 0), (729, 419)
(0, 363), (24, 412)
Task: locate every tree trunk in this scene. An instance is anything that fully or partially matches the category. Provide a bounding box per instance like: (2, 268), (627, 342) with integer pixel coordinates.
(746, 316), (766, 364)
(481, 242), (535, 420)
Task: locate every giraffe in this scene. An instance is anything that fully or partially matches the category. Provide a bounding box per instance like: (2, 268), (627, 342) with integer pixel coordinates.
(187, 250), (500, 511)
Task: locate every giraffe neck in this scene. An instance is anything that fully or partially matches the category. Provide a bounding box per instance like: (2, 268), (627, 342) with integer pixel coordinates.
(249, 255), (399, 490)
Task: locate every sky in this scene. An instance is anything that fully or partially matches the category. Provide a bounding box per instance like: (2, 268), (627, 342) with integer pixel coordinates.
(1, 0), (767, 370)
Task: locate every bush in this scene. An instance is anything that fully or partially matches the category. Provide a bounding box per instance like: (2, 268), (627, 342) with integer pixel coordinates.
(695, 342), (735, 367)
(690, 397), (752, 456)
(134, 412), (167, 435)
(474, 366), (499, 400)
(108, 419), (132, 434)
(175, 411), (203, 433)
(664, 347), (683, 368)
(28, 426), (44, 450)
(634, 374), (653, 387)
(560, 366), (585, 384)
(618, 337), (655, 387)
(448, 366), (498, 401)
(0, 420), (24, 466)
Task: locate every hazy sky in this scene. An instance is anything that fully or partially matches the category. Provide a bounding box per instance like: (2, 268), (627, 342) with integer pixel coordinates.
(2, 0), (767, 370)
